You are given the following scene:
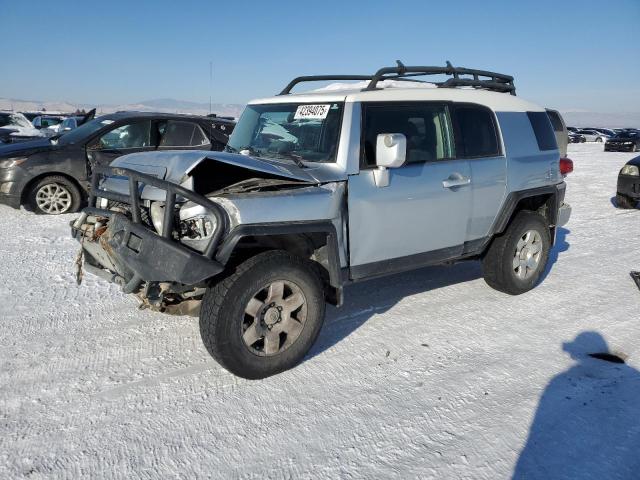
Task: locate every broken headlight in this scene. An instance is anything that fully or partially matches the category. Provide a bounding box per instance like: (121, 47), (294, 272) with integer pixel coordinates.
(178, 203), (218, 252)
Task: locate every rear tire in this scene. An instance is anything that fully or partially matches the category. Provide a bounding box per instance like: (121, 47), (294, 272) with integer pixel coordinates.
(28, 175), (82, 215)
(482, 211), (551, 295)
(596, 137), (602, 143)
(616, 193), (636, 209)
(199, 250), (325, 379)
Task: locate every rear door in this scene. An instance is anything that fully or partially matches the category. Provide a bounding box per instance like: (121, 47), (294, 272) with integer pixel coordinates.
(347, 102), (472, 278)
(86, 120), (155, 168)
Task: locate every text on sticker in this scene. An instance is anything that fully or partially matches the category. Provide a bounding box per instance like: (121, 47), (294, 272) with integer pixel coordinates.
(294, 104), (331, 120)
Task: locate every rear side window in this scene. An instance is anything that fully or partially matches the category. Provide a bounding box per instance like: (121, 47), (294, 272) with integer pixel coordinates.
(527, 111), (557, 151)
(546, 110), (564, 132)
(455, 105), (500, 158)
(159, 121), (209, 147)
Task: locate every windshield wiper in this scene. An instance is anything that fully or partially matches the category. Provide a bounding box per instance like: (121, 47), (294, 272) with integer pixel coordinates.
(225, 145), (262, 157)
(269, 152), (306, 168)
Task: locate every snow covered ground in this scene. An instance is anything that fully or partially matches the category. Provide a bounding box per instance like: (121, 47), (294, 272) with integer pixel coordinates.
(0, 143), (639, 479)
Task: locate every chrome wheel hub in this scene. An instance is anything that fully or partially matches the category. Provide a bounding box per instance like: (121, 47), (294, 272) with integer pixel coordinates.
(36, 183), (72, 214)
(513, 230), (543, 280)
(242, 280), (307, 356)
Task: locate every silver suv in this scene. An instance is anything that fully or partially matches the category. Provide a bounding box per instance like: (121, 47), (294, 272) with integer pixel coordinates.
(72, 62), (572, 379)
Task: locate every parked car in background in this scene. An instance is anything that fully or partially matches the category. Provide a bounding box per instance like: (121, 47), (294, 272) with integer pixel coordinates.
(0, 112), (44, 144)
(605, 130), (640, 152)
(593, 128), (616, 138)
(546, 109), (568, 157)
(568, 132), (586, 143)
(0, 112), (235, 214)
(52, 109), (96, 136)
(616, 155), (640, 208)
(567, 126), (578, 133)
(575, 129), (610, 143)
(57, 116), (82, 134)
(32, 115), (65, 133)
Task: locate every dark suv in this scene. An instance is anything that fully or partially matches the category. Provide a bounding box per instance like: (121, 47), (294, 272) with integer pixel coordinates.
(0, 112), (234, 214)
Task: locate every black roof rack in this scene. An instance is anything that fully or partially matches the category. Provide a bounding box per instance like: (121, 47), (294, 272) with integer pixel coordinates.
(279, 61), (516, 96)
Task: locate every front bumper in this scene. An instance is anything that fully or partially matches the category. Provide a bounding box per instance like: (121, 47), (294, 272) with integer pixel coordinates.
(72, 212), (224, 290)
(605, 143), (635, 152)
(0, 166), (28, 208)
(72, 165), (229, 292)
(617, 174), (640, 199)
(0, 191), (21, 208)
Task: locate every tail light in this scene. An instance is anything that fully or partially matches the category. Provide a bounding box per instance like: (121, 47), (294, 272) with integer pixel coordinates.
(560, 157), (573, 176)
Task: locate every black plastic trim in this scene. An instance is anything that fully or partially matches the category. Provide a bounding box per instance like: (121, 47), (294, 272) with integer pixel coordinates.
(489, 184), (565, 246)
(349, 245), (462, 281)
(215, 221), (343, 288)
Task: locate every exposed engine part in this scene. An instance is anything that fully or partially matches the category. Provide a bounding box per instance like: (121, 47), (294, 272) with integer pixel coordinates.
(135, 282), (204, 316)
(150, 201), (165, 234)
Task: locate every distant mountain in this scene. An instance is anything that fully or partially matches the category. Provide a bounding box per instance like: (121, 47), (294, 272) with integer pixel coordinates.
(0, 97), (244, 119)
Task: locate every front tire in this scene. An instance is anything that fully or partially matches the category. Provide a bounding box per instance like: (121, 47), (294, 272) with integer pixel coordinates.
(616, 193), (636, 209)
(199, 250), (325, 379)
(596, 137), (603, 143)
(28, 175), (82, 214)
(482, 211), (551, 295)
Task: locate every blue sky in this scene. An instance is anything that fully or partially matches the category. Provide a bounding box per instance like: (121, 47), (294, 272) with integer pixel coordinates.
(1, 0), (639, 111)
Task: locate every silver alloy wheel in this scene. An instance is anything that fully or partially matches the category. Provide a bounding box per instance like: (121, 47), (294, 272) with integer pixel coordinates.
(512, 230), (543, 280)
(35, 183), (72, 214)
(242, 280), (307, 356)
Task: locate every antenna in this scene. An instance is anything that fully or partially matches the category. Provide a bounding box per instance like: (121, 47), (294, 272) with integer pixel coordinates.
(209, 61), (212, 115)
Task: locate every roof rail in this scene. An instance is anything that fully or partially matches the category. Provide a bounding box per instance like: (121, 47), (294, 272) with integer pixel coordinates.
(279, 61), (516, 96)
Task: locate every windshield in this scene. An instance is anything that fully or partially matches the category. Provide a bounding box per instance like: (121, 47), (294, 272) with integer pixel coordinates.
(226, 102), (344, 163)
(615, 131), (638, 138)
(57, 116), (114, 145)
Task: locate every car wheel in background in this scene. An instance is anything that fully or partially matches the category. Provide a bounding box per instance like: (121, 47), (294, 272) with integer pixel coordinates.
(616, 194), (636, 209)
(28, 175), (82, 215)
(199, 250), (326, 379)
(595, 137), (602, 143)
(482, 211), (551, 295)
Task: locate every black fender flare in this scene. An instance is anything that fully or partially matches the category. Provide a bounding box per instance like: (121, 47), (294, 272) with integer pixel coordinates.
(490, 183), (566, 241)
(215, 221), (343, 288)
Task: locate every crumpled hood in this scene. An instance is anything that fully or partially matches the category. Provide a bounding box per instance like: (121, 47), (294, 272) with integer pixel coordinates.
(0, 137), (52, 158)
(110, 150), (346, 184)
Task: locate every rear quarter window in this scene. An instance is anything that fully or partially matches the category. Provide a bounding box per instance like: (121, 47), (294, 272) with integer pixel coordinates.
(454, 105), (500, 158)
(528, 111), (557, 151)
(546, 110), (564, 132)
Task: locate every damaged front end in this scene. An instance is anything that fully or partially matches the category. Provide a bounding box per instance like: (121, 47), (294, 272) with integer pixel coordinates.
(72, 151), (339, 315)
(72, 165), (229, 315)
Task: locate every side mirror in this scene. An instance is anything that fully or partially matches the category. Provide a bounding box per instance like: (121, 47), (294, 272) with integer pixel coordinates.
(374, 133), (406, 187)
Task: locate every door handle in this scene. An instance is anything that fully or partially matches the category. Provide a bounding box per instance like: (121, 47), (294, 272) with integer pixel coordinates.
(442, 174), (471, 189)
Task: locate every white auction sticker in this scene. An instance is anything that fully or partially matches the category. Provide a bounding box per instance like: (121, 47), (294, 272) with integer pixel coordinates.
(294, 104), (331, 120)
